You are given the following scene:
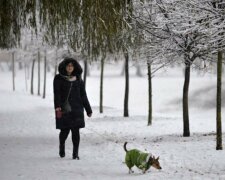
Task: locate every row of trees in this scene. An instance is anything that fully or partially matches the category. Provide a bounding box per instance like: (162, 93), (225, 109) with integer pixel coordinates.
(130, 0), (224, 149)
(0, 0), (224, 149)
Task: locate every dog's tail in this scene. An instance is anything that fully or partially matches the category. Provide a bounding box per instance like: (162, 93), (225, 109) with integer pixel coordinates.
(124, 142), (128, 152)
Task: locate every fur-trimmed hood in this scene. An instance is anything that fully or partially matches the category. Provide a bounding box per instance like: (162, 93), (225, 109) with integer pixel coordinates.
(58, 58), (83, 77)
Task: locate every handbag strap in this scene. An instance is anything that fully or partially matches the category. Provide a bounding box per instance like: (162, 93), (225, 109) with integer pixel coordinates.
(66, 82), (73, 101)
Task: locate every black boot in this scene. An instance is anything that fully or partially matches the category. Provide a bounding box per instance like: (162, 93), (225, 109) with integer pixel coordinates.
(72, 154), (79, 160)
(72, 148), (79, 160)
(71, 128), (80, 160)
(59, 144), (65, 158)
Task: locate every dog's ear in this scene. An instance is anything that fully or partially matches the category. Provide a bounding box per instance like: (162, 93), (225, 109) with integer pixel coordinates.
(156, 156), (159, 160)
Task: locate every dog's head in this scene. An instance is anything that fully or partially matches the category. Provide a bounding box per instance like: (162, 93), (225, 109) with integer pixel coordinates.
(148, 156), (162, 170)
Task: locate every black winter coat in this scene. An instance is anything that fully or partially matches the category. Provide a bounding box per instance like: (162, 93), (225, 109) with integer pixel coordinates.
(53, 59), (92, 129)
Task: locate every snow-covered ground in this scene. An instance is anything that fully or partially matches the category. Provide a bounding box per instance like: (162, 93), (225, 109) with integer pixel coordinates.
(0, 62), (225, 180)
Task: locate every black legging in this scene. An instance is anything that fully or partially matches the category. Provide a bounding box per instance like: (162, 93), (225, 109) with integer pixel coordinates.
(59, 128), (80, 155)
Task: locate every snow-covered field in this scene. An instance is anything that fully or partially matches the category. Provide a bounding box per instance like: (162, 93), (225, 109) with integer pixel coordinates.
(0, 62), (225, 180)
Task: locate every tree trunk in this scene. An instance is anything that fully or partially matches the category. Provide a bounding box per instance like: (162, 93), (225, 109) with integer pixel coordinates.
(120, 61), (125, 76)
(37, 50), (41, 96)
(24, 62), (28, 91)
(83, 59), (88, 89)
(0, 63), (4, 71)
(27, 62), (30, 79)
(100, 54), (105, 113)
(136, 62), (142, 77)
(54, 63), (58, 76)
(86, 61), (90, 76)
(124, 51), (129, 117)
(31, 59), (35, 95)
(43, 51), (47, 99)
(147, 61), (152, 126)
(183, 60), (190, 137)
(54, 49), (58, 76)
(12, 52), (15, 91)
(19, 61), (23, 70)
(216, 51), (223, 150)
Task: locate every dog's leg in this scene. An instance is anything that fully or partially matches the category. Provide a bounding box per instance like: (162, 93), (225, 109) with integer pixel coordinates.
(142, 168), (146, 174)
(129, 168), (134, 174)
(129, 169), (132, 174)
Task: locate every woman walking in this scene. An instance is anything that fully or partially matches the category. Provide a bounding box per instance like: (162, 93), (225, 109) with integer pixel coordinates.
(53, 58), (92, 160)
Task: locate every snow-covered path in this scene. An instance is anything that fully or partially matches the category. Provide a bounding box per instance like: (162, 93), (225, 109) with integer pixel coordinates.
(0, 88), (225, 180)
(1, 64), (225, 180)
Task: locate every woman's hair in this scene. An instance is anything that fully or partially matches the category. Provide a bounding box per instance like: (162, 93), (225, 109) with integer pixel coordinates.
(58, 57), (83, 77)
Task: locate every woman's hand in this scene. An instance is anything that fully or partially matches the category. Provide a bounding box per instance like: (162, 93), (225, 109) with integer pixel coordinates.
(87, 113), (92, 117)
(55, 107), (62, 111)
(55, 107), (62, 119)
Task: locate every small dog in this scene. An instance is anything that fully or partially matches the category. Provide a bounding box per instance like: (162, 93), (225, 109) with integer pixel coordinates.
(124, 142), (162, 174)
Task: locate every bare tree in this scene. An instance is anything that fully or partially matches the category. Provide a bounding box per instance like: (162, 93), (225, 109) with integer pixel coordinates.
(147, 61), (152, 125)
(100, 54), (106, 113)
(54, 49), (58, 76)
(83, 59), (88, 89)
(24, 62), (28, 91)
(132, 0), (215, 135)
(124, 50), (129, 117)
(43, 51), (47, 99)
(37, 50), (41, 96)
(12, 52), (15, 91)
(216, 51), (223, 150)
(183, 0), (225, 149)
(31, 58), (35, 95)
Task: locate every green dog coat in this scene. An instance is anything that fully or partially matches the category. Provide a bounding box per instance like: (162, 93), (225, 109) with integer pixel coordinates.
(125, 149), (152, 172)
